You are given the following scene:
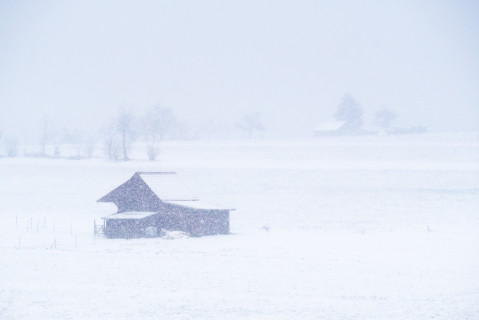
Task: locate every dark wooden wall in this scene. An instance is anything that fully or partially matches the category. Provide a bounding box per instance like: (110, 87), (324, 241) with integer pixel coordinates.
(156, 209), (229, 237)
(104, 208), (230, 238)
(104, 215), (157, 238)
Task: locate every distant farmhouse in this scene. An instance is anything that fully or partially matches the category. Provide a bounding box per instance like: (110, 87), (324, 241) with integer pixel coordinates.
(313, 120), (367, 137)
(313, 120), (426, 137)
(98, 172), (232, 238)
(313, 120), (348, 137)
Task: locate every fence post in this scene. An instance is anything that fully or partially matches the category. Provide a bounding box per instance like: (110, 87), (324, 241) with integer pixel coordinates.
(49, 238), (56, 249)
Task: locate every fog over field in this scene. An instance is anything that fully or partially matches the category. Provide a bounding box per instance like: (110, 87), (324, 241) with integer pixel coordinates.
(0, 0), (478, 137)
(0, 1), (479, 319)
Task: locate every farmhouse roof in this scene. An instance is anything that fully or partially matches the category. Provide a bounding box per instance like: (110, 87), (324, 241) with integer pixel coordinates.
(98, 172), (198, 203)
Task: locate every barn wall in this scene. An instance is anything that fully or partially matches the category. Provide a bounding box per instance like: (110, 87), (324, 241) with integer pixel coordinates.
(156, 204), (229, 237)
(104, 215), (158, 238)
(103, 202), (230, 238)
(190, 210), (229, 236)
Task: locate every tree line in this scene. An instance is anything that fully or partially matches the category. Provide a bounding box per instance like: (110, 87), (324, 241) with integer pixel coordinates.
(0, 106), (266, 160)
(332, 94), (419, 135)
(0, 94), (419, 159)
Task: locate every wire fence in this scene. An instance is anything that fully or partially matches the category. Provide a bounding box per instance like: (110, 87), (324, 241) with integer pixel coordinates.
(6, 215), (103, 250)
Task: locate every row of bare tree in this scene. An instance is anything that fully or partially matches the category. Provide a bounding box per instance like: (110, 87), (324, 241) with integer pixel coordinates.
(101, 106), (178, 161)
(0, 131), (19, 157)
(102, 106), (266, 160)
(0, 106), (266, 160)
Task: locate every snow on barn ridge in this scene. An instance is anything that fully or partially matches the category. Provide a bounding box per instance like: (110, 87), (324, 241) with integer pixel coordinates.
(101, 211), (157, 220)
(99, 171), (232, 211)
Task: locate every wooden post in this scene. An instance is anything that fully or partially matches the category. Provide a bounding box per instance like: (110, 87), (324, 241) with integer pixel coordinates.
(50, 238), (56, 249)
(93, 220), (96, 246)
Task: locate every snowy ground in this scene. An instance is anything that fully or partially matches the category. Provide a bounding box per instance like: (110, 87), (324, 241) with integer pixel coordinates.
(1, 133), (479, 319)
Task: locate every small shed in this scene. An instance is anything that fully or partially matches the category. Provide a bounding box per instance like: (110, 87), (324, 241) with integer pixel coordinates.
(98, 172), (232, 238)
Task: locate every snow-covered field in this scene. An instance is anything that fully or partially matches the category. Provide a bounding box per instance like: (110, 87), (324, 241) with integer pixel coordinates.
(1, 133), (479, 319)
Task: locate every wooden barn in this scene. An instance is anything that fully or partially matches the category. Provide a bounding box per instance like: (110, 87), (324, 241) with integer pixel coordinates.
(98, 172), (232, 238)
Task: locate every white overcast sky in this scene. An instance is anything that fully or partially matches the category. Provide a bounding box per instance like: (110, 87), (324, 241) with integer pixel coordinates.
(0, 0), (478, 137)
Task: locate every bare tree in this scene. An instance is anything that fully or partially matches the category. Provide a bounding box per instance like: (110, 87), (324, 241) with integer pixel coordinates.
(236, 112), (265, 139)
(101, 119), (121, 160)
(4, 135), (18, 157)
(142, 106), (176, 160)
(334, 94), (364, 132)
(39, 117), (53, 156)
(51, 126), (70, 158)
(83, 135), (96, 158)
(117, 107), (137, 160)
(375, 108), (397, 133)
(22, 131), (31, 156)
(100, 107), (138, 161)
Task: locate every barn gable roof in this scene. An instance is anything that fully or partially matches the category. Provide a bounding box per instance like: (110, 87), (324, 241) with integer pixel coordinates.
(98, 172), (198, 204)
(98, 171), (234, 213)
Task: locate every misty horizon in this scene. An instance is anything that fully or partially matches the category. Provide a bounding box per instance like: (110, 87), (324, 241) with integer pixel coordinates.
(1, 1), (478, 138)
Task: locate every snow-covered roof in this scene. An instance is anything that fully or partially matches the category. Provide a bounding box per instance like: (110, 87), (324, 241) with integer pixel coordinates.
(138, 172), (198, 201)
(166, 200), (232, 210)
(314, 120), (346, 132)
(98, 172), (235, 211)
(103, 211), (157, 220)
